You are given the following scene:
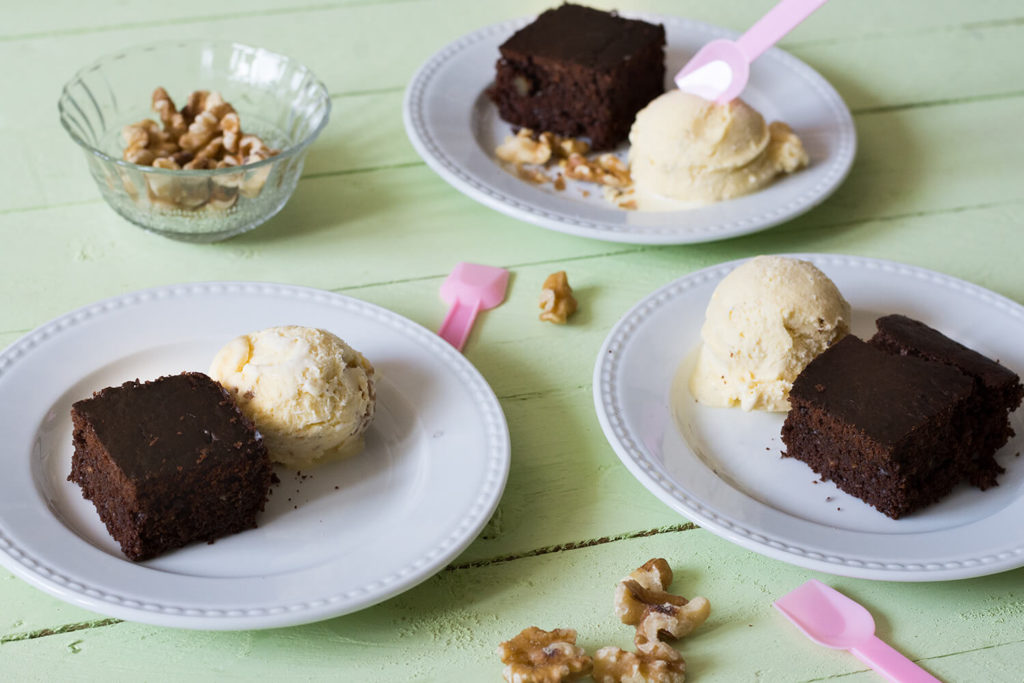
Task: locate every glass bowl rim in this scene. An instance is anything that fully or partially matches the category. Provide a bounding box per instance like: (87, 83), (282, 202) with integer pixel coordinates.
(57, 38), (332, 176)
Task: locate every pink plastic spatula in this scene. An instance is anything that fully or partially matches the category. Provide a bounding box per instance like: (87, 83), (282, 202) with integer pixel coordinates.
(438, 262), (509, 351)
(774, 580), (940, 683)
(674, 0), (830, 103)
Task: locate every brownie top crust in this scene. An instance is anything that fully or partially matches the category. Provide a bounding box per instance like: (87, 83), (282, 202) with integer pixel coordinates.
(872, 314), (1020, 393)
(789, 335), (973, 445)
(499, 3), (665, 69)
(71, 372), (262, 481)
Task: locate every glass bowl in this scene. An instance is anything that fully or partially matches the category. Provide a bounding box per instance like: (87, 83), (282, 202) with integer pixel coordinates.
(59, 41), (330, 242)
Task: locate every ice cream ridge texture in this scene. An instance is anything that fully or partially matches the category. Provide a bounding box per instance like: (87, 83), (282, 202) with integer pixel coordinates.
(210, 325), (375, 469)
(629, 91), (808, 204)
(690, 256), (851, 411)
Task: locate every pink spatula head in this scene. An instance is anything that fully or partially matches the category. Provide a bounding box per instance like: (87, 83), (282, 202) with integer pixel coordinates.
(674, 0), (830, 103)
(774, 580), (941, 683)
(438, 262), (509, 351)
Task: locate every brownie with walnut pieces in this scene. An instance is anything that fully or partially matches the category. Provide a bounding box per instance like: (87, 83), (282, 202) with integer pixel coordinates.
(489, 3), (665, 150)
(68, 372), (273, 561)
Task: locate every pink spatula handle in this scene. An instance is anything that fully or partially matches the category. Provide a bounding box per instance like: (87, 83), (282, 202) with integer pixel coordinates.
(850, 636), (941, 683)
(438, 299), (482, 351)
(736, 0), (829, 61)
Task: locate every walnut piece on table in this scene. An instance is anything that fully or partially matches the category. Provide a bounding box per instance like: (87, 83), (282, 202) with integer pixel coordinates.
(592, 646), (686, 683)
(614, 558), (711, 660)
(497, 626), (593, 683)
(496, 559), (710, 682)
(539, 270), (578, 324)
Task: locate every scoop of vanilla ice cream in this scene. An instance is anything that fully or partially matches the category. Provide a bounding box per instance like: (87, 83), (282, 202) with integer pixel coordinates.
(689, 256), (850, 411)
(628, 90), (808, 204)
(210, 326), (375, 469)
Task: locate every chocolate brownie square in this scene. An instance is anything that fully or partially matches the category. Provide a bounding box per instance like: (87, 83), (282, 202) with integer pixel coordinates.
(781, 335), (979, 519)
(490, 3), (665, 150)
(69, 372), (272, 561)
(870, 314), (1023, 487)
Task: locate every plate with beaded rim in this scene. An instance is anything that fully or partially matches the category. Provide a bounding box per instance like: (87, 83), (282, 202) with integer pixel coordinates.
(594, 254), (1024, 581)
(403, 14), (856, 244)
(0, 282), (509, 629)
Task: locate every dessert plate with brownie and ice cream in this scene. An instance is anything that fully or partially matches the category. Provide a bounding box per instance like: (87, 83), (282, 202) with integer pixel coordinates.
(0, 283), (510, 629)
(403, 3), (855, 244)
(594, 254), (1024, 581)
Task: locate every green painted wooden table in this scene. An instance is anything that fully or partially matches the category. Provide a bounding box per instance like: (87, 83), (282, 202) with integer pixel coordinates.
(2, 0), (1023, 680)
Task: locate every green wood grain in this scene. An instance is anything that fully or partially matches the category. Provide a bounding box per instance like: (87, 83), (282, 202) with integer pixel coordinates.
(4, 533), (1024, 680)
(2, 2), (1023, 214)
(4, 79), (1024, 331)
(4, 0), (1022, 43)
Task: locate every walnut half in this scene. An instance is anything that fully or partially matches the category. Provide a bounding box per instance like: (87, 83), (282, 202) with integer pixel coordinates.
(614, 559), (710, 660)
(539, 271), (578, 324)
(593, 646), (686, 683)
(498, 626), (593, 683)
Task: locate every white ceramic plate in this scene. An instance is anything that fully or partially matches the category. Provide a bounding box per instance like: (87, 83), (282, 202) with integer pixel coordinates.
(0, 283), (510, 629)
(404, 14), (855, 244)
(594, 254), (1024, 581)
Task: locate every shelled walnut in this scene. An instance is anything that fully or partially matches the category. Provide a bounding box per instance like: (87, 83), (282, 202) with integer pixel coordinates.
(496, 128), (554, 166)
(496, 128), (591, 167)
(561, 152), (630, 188)
(539, 270), (578, 324)
(497, 627), (593, 683)
(496, 559), (710, 682)
(592, 646), (686, 683)
(495, 128), (631, 194)
(120, 87), (280, 211)
(614, 558), (711, 660)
